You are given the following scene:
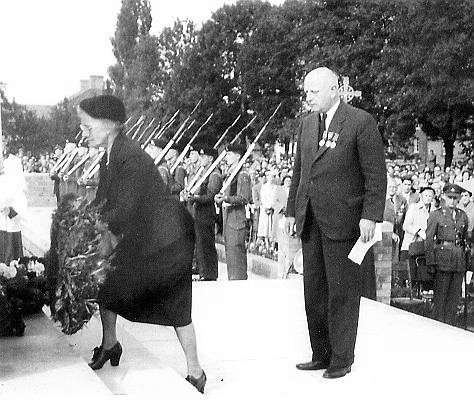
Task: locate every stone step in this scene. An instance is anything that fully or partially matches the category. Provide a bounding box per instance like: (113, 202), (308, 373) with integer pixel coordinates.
(62, 312), (202, 398)
(0, 311), (111, 397)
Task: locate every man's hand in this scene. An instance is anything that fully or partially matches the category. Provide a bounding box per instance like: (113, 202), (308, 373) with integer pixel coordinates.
(0, 207), (9, 217)
(214, 193), (225, 204)
(418, 230), (427, 240)
(359, 218), (376, 243)
(285, 216), (296, 236)
(180, 190), (191, 202)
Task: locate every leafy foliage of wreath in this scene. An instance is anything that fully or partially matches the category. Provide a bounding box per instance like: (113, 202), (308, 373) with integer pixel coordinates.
(50, 198), (109, 335)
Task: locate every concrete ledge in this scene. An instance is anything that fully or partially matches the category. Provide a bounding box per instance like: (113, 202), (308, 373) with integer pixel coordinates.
(216, 243), (280, 279)
(0, 311), (111, 396)
(63, 312), (201, 398)
(24, 173), (56, 207)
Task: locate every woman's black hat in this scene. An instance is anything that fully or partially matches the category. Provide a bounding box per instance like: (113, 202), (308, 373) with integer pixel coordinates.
(79, 95), (126, 124)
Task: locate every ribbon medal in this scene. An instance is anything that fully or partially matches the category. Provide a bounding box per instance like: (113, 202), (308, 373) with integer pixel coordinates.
(329, 132), (340, 149)
(325, 131), (335, 147)
(319, 130), (328, 147)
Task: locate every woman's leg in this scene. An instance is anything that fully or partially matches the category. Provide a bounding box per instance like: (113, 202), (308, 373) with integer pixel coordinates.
(99, 306), (118, 349)
(174, 322), (203, 377)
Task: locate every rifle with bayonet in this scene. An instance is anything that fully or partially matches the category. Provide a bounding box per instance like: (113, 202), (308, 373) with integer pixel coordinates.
(170, 113), (213, 174)
(219, 103), (282, 194)
(136, 117), (155, 143)
(188, 114), (257, 195)
(213, 115), (241, 149)
(142, 109), (180, 149)
(154, 99), (202, 166)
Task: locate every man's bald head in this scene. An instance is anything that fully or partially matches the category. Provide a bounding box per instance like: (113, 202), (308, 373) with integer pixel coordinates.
(304, 67), (340, 113)
(305, 67), (339, 88)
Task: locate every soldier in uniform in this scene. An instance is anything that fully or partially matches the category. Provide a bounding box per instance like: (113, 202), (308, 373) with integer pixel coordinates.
(184, 145), (223, 280)
(215, 143), (251, 280)
(186, 147), (201, 183)
(165, 143), (187, 197)
(146, 138), (171, 187)
(425, 183), (470, 326)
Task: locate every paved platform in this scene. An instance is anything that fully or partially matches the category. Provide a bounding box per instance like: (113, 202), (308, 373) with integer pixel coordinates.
(119, 278), (474, 399)
(0, 312), (111, 397)
(13, 205), (474, 398)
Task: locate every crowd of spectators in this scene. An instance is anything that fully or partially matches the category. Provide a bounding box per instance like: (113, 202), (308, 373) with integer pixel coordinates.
(15, 148), (61, 173)
(242, 148), (474, 265)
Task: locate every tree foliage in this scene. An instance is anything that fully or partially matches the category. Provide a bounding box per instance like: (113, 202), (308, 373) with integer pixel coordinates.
(108, 0), (153, 112)
(101, 0), (472, 158)
(373, 0), (474, 164)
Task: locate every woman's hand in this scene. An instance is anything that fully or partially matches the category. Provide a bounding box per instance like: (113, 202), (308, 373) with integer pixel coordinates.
(98, 230), (120, 257)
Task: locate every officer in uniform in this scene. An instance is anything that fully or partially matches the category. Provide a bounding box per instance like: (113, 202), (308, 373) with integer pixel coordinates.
(146, 138), (170, 186)
(215, 143), (251, 280)
(425, 183), (470, 326)
(184, 145), (223, 280)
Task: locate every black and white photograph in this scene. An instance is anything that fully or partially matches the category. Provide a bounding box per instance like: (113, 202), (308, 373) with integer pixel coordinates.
(0, 0), (473, 398)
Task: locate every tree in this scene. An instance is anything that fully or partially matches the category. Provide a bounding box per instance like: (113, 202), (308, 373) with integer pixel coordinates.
(238, 0), (322, 144)
(47, 97), (80, 146)
(108, 0), (153, 111)
(373, 0), (474, 166)
(0, 98), (52, 155)
(160, 0), (273, 147)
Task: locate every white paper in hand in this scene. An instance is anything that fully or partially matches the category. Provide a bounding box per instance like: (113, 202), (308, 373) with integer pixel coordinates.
(348, 223), (383, 265)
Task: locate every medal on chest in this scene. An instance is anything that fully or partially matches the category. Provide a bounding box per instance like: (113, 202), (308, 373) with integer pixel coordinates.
(319, 131), (340, 149)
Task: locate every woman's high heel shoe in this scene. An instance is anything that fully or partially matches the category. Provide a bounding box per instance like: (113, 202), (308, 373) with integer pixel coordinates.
(185, 370), (206, 394)
(88, 342), (122, 370)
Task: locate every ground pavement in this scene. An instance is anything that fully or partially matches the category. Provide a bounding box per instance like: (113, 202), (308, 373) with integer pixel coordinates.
(3, 206), (474, 399)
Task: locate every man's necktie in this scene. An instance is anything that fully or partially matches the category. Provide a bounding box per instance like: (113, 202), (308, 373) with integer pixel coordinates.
(318, 113), (327, 143)
(100, 151), (108, 169)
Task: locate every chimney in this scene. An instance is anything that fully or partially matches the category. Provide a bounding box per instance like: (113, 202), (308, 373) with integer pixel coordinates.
(80, 79), (90, 92)
(90, 75), (104, 91)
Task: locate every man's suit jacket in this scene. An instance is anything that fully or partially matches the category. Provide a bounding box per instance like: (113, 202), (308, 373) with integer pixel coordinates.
(95, 134), (194, 259)
(286, 101), (386, 240)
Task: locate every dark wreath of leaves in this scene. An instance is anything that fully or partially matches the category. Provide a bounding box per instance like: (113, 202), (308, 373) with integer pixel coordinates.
(50, 198), (110, 335)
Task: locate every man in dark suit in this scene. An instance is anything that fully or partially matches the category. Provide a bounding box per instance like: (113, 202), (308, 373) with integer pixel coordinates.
(285, 67), (386, 379)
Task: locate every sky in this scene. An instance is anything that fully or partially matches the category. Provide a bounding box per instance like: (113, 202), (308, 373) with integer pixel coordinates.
(0, 0), (284, 106)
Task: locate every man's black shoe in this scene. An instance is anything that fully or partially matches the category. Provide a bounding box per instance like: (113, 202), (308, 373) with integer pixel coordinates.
(295, 360), (329, 371)
(322, 365), (351, 379)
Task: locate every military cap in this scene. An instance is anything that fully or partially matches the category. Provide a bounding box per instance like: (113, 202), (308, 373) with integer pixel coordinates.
(443, 183), (463, 197)
(226, 142), (246, 156)
(169, 141), (185, 152)
(199, 144), (218, 158)
(152, 138), (168, 149)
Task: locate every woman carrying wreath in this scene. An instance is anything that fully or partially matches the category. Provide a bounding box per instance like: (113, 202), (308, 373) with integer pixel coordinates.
(77, 95), (206, 393)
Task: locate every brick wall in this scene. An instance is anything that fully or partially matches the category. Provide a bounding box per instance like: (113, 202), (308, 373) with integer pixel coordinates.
(374, 226), (393, 305)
